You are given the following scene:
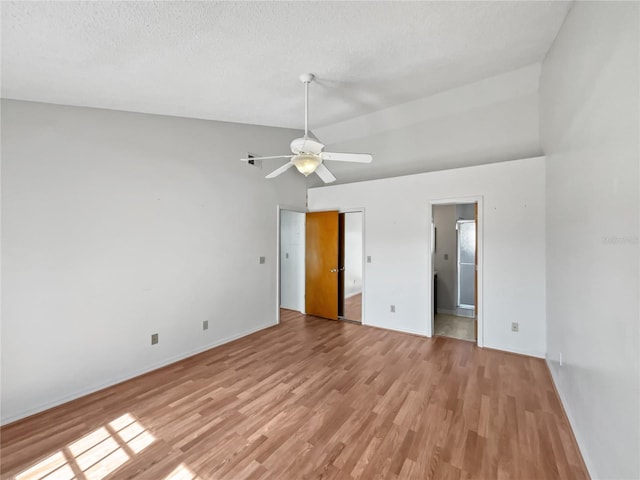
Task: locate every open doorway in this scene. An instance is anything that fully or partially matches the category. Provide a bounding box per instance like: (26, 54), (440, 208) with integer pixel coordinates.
(431, 202), (478, 342)
(304, 210), (364, 323)
(277, 207), (364, 325)
(338, 211), (363, 323)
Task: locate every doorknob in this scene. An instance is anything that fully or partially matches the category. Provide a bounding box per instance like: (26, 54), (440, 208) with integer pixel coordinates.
(330, 268), (338, 273)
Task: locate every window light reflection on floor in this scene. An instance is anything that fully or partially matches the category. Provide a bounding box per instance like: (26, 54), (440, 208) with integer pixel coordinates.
(15, 413), (155, 480)
(163, 463), (202, 480)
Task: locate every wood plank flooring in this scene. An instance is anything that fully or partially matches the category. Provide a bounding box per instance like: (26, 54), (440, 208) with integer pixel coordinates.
(343, 293), (362, 323)
(1, 310), (589, 480)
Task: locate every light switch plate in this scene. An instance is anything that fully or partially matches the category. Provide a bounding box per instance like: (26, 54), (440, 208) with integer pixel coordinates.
(151, 333), (158, 345)
(259, 256), (266, 264)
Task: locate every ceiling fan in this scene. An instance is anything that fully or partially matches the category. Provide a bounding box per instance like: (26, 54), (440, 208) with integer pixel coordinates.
(240, 73), (372, 183)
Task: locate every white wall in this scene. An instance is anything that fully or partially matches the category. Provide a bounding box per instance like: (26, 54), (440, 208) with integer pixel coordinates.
(0, 100), (307, 424)
(310, 64), (543, 186)
(309, 157), (546, 357)
(279, 210), (305, 311)
(540, 2), (640, 478)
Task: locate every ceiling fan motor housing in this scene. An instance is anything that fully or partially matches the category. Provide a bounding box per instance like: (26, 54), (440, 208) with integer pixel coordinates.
(290, 137), (323, 155)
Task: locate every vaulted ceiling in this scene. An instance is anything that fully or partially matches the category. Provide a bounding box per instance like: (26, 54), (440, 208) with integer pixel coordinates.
(2, 2), (573, 185)
(3, 1), (571, 131)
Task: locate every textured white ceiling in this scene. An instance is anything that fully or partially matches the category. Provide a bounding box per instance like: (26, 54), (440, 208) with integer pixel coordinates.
(2, 1), (571, 131)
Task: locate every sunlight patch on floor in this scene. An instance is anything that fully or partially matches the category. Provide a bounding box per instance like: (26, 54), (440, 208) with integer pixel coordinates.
(15, 413), (155, 480)
(164, 463), (202, 480)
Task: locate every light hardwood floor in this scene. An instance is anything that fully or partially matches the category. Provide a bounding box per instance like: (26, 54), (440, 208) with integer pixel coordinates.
(1, 310), (588, 479)
(343, 293), (362, 323)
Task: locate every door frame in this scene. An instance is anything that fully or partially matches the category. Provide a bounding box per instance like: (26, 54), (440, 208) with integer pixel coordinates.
(427, 196), (484, 347)
(306, 206), (366, 325)
(276, 204), (307, 324)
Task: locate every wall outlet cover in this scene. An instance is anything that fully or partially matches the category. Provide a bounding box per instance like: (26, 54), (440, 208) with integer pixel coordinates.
(259, 256), (266, 264)
(390, 305), (396, 313)
(151, 333), (159, 345)
(203, 320), (209, 331)
(511, 322), (519, 332)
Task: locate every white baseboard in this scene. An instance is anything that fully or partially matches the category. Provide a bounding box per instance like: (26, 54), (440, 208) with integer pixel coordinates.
(482, 342), (545, 359)
(545, 359), (596, 479)
(1, 322), (276, 426)
(363, 320), (428, 338)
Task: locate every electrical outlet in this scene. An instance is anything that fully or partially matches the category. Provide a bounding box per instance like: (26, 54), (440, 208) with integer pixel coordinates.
(511, 322), (519, 332)
(259, 256), (266, 264)
(559, 352), (563, 367)
(367, 256), (372, 263)
(285, 252), (289, 259)
(390, 305), (396, 313)
(151, 333), (158, 345)
(444, 253), (449, 260)
(203, 320), (209, 331)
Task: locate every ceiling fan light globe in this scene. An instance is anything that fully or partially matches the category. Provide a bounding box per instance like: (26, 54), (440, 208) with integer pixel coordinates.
(292, 153), (321, 176)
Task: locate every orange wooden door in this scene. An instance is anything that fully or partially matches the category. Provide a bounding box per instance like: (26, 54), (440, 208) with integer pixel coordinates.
(305, 211), (339, 320)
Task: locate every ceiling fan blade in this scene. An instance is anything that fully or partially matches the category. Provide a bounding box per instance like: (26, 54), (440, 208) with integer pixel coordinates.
(240, 155), (293, 162)
(265, 162), (294, 179)
(321, 152), (372, 163)
(315, 163), (336, 184)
